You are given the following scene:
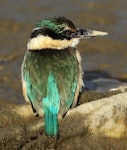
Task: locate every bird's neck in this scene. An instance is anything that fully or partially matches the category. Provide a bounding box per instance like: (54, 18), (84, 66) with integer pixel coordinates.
(27, 35), (79, 51)
(28, 47), (77, 56)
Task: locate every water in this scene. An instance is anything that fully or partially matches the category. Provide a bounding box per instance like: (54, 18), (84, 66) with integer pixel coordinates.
(0, 0), (127, 104)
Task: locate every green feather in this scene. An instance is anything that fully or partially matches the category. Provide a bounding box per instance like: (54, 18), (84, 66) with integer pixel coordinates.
(44, 111), (58, 136)
(43, 73), (60, 136)
(43, 73), (60, 113)
(35, 18), (65, 33)
(22, 48), (79, 136)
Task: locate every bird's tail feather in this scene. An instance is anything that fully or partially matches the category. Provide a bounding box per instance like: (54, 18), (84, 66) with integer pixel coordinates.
(44, 111), (58, 137)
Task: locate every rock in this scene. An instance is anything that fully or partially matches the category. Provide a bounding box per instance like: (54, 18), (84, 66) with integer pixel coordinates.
(67, 92), (127, 138)
(1, 89), (127, 149)
(85, 77), (127, 93)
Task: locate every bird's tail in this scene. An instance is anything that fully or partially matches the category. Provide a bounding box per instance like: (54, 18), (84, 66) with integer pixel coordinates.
(44, 111), (58, 137)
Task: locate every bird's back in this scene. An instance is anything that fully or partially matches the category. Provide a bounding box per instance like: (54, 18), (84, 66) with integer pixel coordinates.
(22, 47), (79, 117)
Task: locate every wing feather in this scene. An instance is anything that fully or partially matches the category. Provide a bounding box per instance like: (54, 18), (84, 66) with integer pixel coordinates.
(22, 48), (79, 116)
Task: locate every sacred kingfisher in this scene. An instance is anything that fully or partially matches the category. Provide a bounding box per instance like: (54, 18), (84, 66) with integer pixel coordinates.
(21, 16), (108, 137)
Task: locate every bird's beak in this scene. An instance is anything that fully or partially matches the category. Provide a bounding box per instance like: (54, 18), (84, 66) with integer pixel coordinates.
(72, 28), (108, 39)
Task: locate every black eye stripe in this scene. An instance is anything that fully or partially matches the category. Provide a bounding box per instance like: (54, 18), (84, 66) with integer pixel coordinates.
(30, 29), (42, 38)
(62, 30), (72, 35)
(30, 28), (72, 40)
(31, 28), (59, 39)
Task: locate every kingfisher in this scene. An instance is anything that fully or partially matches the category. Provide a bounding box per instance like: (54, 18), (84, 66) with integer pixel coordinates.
(21, 16), (108, 137)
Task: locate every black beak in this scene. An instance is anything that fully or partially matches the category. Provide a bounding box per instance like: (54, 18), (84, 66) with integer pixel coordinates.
(71, 28), (108, 39)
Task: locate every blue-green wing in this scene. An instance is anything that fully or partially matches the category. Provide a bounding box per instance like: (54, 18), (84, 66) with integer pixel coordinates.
(22, 49), (79, 116)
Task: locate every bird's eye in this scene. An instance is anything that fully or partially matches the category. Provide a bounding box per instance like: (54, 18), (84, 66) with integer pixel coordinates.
(63, 30), (72, 36)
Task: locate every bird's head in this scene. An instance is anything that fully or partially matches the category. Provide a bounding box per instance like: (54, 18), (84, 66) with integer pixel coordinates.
(27, 17), (108, 50)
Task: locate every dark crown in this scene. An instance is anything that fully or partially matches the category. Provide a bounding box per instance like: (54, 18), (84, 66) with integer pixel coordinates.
(30, 17), (76, 40)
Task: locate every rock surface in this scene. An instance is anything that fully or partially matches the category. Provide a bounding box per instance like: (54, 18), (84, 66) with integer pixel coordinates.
(0, 87), (127, 149)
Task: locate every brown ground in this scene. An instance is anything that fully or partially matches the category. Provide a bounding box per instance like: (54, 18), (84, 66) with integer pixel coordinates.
(2, 131), (127, 150)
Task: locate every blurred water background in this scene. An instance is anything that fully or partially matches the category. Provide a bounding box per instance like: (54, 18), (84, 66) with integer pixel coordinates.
(0, 0), (127, 104)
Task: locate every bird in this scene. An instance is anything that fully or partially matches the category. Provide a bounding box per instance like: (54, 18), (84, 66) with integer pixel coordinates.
(21, 16), (108, 137)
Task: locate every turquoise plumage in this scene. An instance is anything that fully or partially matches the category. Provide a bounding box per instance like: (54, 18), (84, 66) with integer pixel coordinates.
(22, 16), (107, 137)
(22, 49), (79, 136)
(43, 73), (60, 136)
